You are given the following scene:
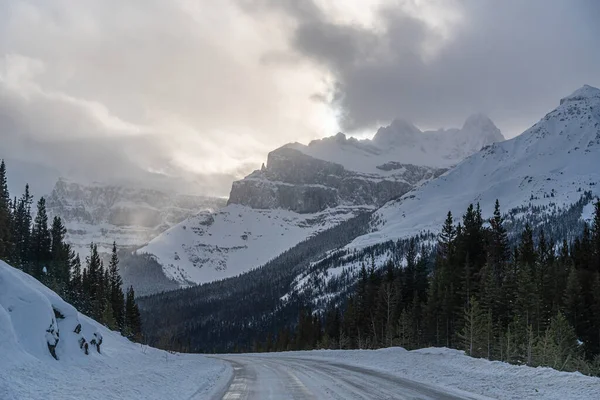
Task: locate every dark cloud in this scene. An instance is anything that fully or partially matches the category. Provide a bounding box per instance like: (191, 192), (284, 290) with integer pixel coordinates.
(267, 0), (600, 136)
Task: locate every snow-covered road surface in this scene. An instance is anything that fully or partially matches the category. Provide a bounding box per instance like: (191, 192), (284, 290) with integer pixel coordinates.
(212, 355), (486, 400)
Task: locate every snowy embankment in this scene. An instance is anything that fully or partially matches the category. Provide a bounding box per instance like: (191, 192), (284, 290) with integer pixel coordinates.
(267, 347), (600, 400)
(0, 261), (229, 400)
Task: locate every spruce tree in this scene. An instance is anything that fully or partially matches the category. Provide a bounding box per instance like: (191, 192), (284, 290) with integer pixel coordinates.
(0, 160), (12, 260)
(488, 200), (509, 285)
(459, 296), (489, 358)
(50, 216), (72, 295)
(592, 200), (600, 273)
(124, 286), (142, 341)
(108, 242), (125, 331)
(30, 197), (51, 280)
(69, 254), (83, 308)
(12, 185), (32, 269)
(563, 266), (584, 334)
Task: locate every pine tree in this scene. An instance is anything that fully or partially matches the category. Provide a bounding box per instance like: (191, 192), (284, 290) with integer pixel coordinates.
(488, 200), (509, 285)
(534, 313), (580, 371)
(108, 242), (125, 331)
(0, 160), (12, 261)
(459, 296), (490, 358)
(11, 185), (33, 269)
(563, 266), (584, 333)
(30, 197), (51, 280)
(69, 254), (83, 308)
(49, 216), (72, 295)
(124, 286), (142, 341)
(592, 200), (600, 274)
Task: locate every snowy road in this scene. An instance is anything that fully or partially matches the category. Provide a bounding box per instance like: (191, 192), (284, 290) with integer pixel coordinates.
(211, 355), (482, 400)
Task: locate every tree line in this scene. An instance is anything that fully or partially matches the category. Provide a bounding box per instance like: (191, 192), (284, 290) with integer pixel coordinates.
(261, 199), (600, 375)
(0, 160), (142, 340)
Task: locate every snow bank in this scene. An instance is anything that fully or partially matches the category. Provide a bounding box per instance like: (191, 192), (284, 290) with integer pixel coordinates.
(0, 261), (228, 400)
(270, 347), (600, 400)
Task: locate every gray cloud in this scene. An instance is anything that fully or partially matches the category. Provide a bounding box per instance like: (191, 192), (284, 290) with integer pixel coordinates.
(1, 0), (599, 197)
(0, 0), (334, 196)
(263, 0), (600, 136)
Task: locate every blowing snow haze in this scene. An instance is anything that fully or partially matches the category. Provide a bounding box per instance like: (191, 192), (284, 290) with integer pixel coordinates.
(1, 0), (600, 196)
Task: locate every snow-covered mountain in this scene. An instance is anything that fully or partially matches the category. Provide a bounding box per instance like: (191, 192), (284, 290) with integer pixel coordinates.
(46, 179), (225, 255)
(139, 115), (503, 287)
(350, 85), (600, 249)
(0, 260), (225, 399)
(287, 113), (504, 172)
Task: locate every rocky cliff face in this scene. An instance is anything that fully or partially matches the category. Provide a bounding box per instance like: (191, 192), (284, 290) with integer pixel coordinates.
(228, 147), (446, 213)
(228, 115), (503, 214)
(46, 179), (225, 254)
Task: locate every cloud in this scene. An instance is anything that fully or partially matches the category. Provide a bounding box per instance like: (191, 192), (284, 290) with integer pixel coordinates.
(1, 0), (599, 197)
(0, 0), (336, 196)
(259, 0), (600, 136)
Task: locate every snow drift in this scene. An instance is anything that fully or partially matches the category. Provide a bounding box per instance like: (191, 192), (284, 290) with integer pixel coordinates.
(0, 260), (227, 400)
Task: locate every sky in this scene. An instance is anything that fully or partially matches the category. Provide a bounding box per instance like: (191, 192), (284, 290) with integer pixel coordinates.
(1, 0), (599, 197)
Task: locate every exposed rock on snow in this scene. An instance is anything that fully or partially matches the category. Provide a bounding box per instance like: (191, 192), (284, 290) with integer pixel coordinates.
(0, 260), (227, 400)
(350, 85), (600, 249)
(46, 178), (225, 254)
(141, 114), (503, 287)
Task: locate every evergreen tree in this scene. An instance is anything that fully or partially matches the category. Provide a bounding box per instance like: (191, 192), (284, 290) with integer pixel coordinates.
(69, 254), (83, 308)
(11, 185), (32, 269)
(49, 216), (72, 295)
(124, 286), (142, 341)
(592, 200), (600, 273)
(0, 160), (12, 260)
(459, 296), (490, 358)
(30, 197), (51, 280)
(563, 266), (584, 333)
(488, 200), (509, 284)
(108, 242), (125, 331)
(534, 313), (581, 371)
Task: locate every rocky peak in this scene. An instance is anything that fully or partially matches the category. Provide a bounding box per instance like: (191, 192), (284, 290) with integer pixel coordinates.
(372, 119), (421, 147)
(459, 113), (505, 145)
(560, 84), (600, 105)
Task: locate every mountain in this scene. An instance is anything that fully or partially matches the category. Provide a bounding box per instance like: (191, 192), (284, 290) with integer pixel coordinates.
(349, 84), (600, 249)
(138, 115), (503, 287)
(287, 113), (503, 172)
(0, 260), (225, 399)
(46, 178), (226, 255)
(138, 85), (600, 354)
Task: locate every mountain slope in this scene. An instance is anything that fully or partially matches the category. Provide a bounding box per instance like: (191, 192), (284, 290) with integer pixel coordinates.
(351, 85), (600, 249)
(0, 260), (226, 400)
(287, 113), (504, 172)
(46, 179), (225, 255)
(139, 115), (503, 287)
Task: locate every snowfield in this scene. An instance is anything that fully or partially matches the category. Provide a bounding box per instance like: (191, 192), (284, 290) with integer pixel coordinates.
(350, 85), (600, 249)
(137, 204), (365, 285)
(0, 261), (228, 400)
(1, 260), (599, 399)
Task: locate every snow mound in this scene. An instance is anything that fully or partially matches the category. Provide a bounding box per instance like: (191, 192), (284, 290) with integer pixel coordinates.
(0, 261), (227, 400)
(0, 260), (100, 362)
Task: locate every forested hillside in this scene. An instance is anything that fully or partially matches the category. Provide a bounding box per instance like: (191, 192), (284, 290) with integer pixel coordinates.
(262, 199), (600, 375)
(0, 160), (142, 340)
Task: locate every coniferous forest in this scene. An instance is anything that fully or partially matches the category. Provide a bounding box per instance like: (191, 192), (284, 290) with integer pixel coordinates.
(0, 160), (142, 340)
(140, 194), (600, 377)
(263, 199), (600, 375)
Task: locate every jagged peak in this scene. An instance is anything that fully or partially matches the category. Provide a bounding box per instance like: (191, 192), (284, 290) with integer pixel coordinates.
(462, 113), (494, 130)
(388, 118), (421, 135)
(461, 113), (504, 142)
(560, 84), (600, 105)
